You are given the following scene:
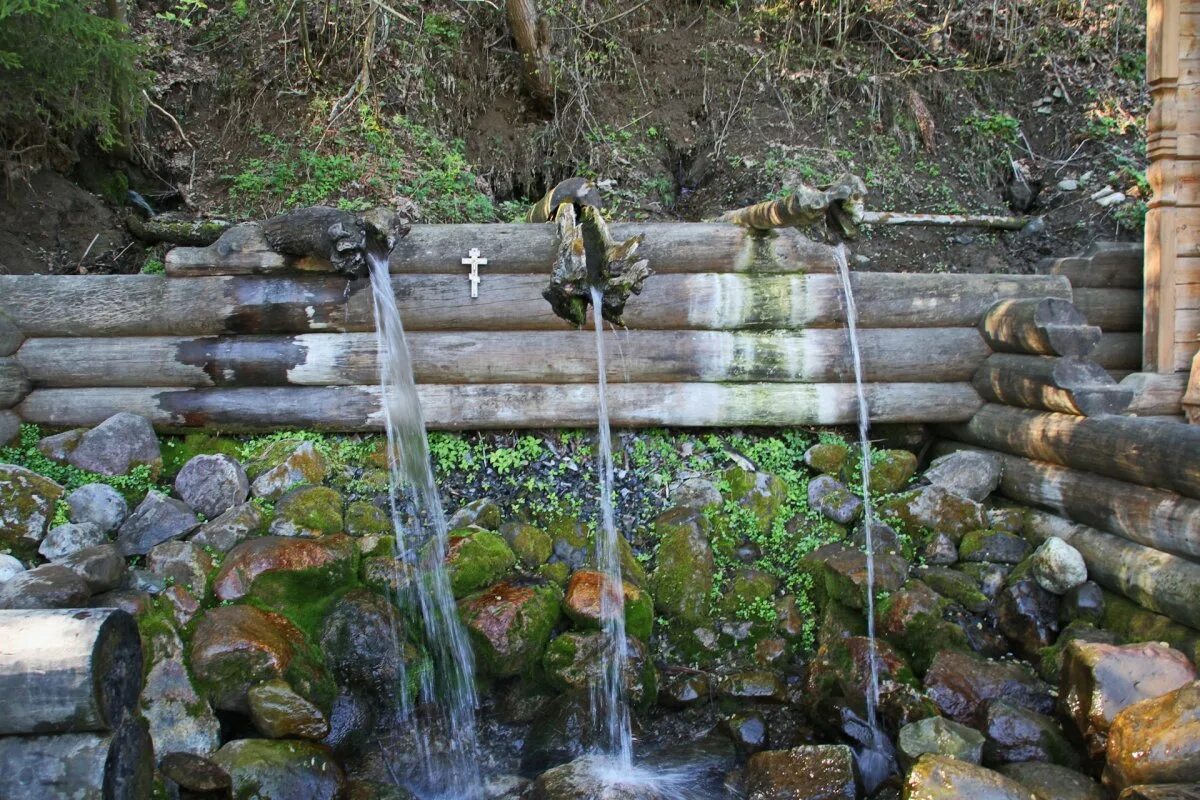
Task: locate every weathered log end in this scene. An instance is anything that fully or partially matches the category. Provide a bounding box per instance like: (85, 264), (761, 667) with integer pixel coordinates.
(972, 353), (1133, 416)
(0, 608), (143, 735)
(0, 718), (154, 800)
(0, 356), (30, 409)
(0, 309), (25, 357)
(981, 297), (1102, 356)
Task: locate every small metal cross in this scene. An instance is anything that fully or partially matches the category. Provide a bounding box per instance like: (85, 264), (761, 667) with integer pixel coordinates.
(461, 248), (488, 298)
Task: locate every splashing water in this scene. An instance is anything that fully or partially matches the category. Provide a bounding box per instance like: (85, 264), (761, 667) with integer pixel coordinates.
(833, 244), (892, 789)
(589, 284), (634, 770)
(366, 251), (482, 799)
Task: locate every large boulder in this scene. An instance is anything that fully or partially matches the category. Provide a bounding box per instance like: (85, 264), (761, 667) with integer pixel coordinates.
(441, 529), (516, 598)
(189, 605), (332, 713)
(739, 745), (857, 800)
(458, 580), (562, 678)
(212, 739), (344, 800)
(905, 754), (1039, 800)
(870, 449), (919, 493)
(543, 631), (656, 706)
(898, 716), (986, 769)
(211, 535), (356, 607)
(997, 579), (1061, 657)
(248, 678), (330, 740)
(319, 588), (409, 694)
(982, 701), (1078, 767)
(814, 542), (908, 610)
(246, 440), (329, 501)
(0, 562), (90, 608)
(924, 450), (1002, 502)
(0, 463), (63, 559)
(648, 507), (714, 625)
(60, 543), (127, 594)
(500, 521), (553, 569)
(116, 491), (200, 556)
(1105, 681), (1200, 793)
(1061, 641), (1197, 759)
(0, 553), (23, 583)
(526, 755), (656, 800)
(67, 412), (162, 477)
(959, 530), (1031, 564)
(175, 454), (249, 519)
(65, 483), (128, 533)
(269, 485), (344, 538)
(147, 541), (214, 595)
(924, 650), (1054, 725)
(807, 635), (930, 730)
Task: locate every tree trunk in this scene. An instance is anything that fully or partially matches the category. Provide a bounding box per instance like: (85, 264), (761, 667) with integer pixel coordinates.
(16, 382), (983, 432)
(933, 441), (1200, 561)
(980, 297), (1100, 356)
(505, 0), (555, 109)
(1023, 508), (1200, 631)
(124, 215), (234, 246)
(971, 353), (1132, 416)
(16, 328), (988, 388)
(942, 403), (1200, 501)
(0, 608), (142, 735)
(0, 273), (1071, 337)
(0, 718), (153, 800)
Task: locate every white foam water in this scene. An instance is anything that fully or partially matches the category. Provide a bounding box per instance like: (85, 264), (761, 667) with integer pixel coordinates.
(367, 251), (482, 798)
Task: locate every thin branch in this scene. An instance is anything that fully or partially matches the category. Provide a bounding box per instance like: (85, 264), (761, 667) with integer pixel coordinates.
(142, 90), (193, 147)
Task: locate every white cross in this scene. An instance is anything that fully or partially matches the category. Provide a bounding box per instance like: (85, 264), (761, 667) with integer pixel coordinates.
(461, 248), (488, 298)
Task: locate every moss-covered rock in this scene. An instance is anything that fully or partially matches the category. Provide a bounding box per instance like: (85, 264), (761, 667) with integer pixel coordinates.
(160, 433), (243, 478)
(542, 631), (657, 707)
(718, 569), (778, 619)
(958, 529), (1031, 564)
(247, 678), (330, 740)
(447, 498), (501, 531)
(817, 543), (909, 611)
(441, 529), (517, 598)
(458, 579), (562, 677)
(562, 569), (653, 641)
(537, 561), (570, 587)
(0, 464), (64, 561)
(918, 567), (990, 614)
(869, 449), (919, 493)
(648, 507), (714, 626)
(722, 467), (787, 534)
(246, 440), (329, 501)
(1100, 590), (1200, 663)
(269, 486), (344, 538)
(344, 501), (390, 537)
(804, 441), (850, 475)
(546, 517), (591, 570)
(879, 487), (987, 544)
(500, 521), (553, 569)
(212, 739), (344, 800)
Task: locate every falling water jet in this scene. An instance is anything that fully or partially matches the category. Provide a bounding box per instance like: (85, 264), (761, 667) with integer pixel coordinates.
(366, 244), (483, 799)
(833, 244), (896, 794)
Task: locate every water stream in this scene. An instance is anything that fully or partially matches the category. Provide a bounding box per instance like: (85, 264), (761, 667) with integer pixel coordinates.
(833, 244), (893, 791)
(367, 251), (483, 799)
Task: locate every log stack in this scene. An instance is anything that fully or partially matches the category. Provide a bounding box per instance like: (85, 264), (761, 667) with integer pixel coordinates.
(0, 310), (26, 441)
(0, 608), (153, 800)
(0, 221), (1082, 431)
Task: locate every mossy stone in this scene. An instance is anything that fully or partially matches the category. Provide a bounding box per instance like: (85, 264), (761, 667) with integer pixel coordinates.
(562, 570), (654, 641)
(958, 529), (1030, 564)
(648, 507), (714, 626)
(441, 529), (517, 598)
(500, 522), (553, 569)
(918, 567), (989, 614)
(618, 535), (647, 587)
(270, 486), (344, 537)
(722, 467), (787, 534)
(718, 569), (779, 618)
(458, 580), (562, 677)
(537, 561), (570, 587)
(0, 464), (64, 561)
(1101, 590), (1200, 663)
(805, 442), (849, 475)
(869, 449), (919, 493)
(345, 501), (390, 537)
(160, 433), (243, 478)
(448, 498), (502, 531)
(212, 738), (343, 800)
(542, 631), (657, 707)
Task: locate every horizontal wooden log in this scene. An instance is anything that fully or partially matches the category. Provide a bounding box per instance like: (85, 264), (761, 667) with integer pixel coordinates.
(980, 297), (1100, 356)
(17, 329), (989, 388)
(1023, 508), (1200, 631)
(0, 310), (22, 357)
(1071, 288), (1143, 332)
(0, 718), (153, 800)
(1091, 332), (1143, 371)
(934, 441), (1200, 560)
(971, 353), (1132, 416)
(943, 403), (1200, 501)
(1121, 371), (1189, 416)
(165, 222), (839, 276)
(0, 609), (143, 735)
(0, 356), (29, 408)
(15, 382), (983, 431)
(0, 273), (1072, 336)
(1038, 242), (1143, 289)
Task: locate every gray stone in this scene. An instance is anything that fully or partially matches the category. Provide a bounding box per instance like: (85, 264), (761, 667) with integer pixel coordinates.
(906, 754), (1040, 799)
(67, 412), (162, 476)
(147, 541), (213, 594)
(0, 463), (63, 557)
(175, 454), (249, 519)
(983, 701), (1078, 767)
(1057, 179), (1079, 192)
(808, 475), (862, 525)
(38, 521), (105, 561)
(140, 623), (220, 757)
(212, 739), (343, 800)
(60, 544), (127, 594)
(0, 553), (24, 583)
(36, 428), (84, 463)
(0, 563), (91, 608)
(1000, 762), (1103, 800)
(960, 530), (1031, 564)
(898, 716), (986, 769)
(65, 483), (128, 533)
(924, 649), (1055, 725)
(1029, 537), (1087, 595)
(447, 498), (501, 530)
(925, 450), (1002, 502)
(922, 532), (959, 565)
(669, 476), (723, 509)
(851, 519), (903, 556)
(248, 440), (328, 500)
(117, 490), (200, 556)
(0, 410), (19, 447)
(191, 501), (263, 553)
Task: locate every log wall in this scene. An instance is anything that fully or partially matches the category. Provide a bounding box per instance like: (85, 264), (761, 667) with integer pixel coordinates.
(0, 222), (1081, 432)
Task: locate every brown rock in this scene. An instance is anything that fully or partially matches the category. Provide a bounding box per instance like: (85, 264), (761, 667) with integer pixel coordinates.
(562, 569), (651, 640)
(1061, 641), (1196, 759)
(740, 745), (857, 800)
(211, 534), (355, 601)
(924, 650), (1054, 725)
(248, 678), (330, 739)
(458, 580), (562, 678)
(1105, 681), (1200, 793)
(905, 754), (1038, 800)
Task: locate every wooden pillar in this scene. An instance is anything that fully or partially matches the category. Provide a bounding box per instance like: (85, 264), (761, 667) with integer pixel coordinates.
(1146, 0), (1200, 374)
